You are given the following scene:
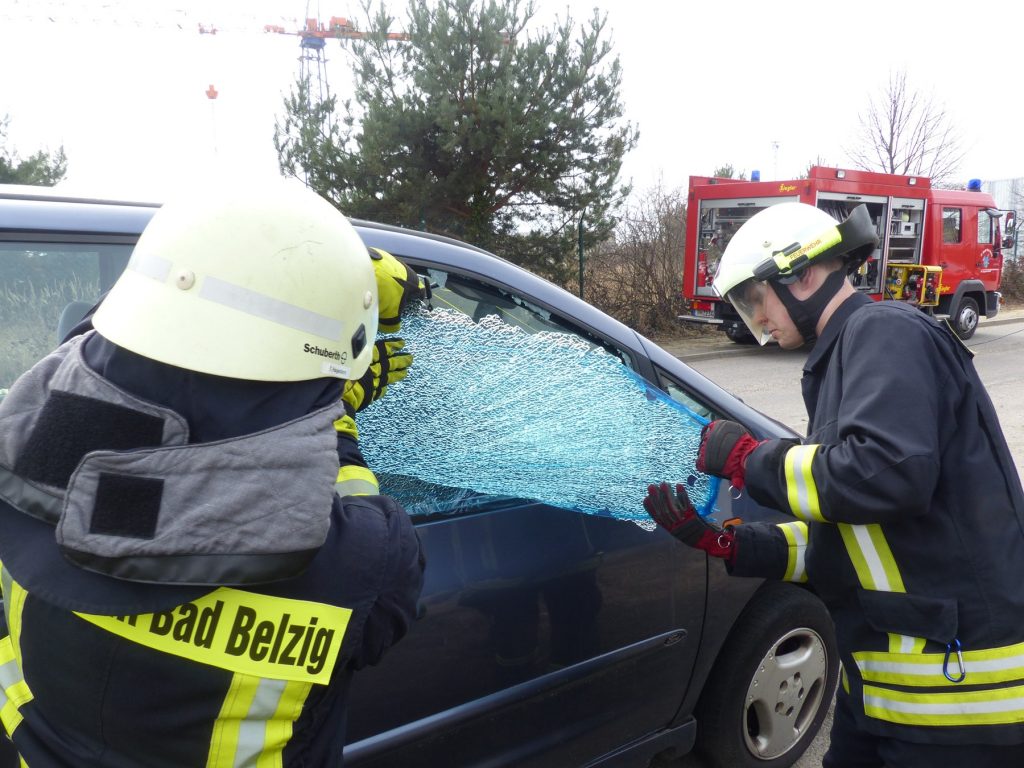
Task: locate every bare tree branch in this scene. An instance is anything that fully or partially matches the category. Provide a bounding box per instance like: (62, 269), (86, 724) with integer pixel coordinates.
(846, 70), (964, 184)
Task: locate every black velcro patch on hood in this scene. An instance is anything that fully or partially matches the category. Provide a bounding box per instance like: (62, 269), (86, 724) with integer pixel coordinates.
(89, 473), (163, 540)
(14, 391), (165, 489)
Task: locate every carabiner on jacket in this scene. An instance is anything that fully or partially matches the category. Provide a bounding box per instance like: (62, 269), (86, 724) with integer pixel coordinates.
(943, 638), (966, 683)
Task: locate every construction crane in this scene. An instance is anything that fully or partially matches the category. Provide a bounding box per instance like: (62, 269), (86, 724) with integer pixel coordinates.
(265, 16), (410, 42)
(263, 15), (411, 135)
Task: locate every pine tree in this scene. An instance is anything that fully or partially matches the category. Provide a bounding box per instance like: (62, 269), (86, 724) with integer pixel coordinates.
(275, 0), (637, 283)
(0, 116), (67, 186)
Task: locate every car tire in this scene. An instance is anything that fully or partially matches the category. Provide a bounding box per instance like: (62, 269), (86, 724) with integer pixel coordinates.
(693, 583), (838, 768)
(951, 296), (979, 340)
(724, 325), (756, 344)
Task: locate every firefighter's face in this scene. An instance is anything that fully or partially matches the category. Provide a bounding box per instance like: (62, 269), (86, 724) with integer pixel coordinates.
(748, 282), (804, 350)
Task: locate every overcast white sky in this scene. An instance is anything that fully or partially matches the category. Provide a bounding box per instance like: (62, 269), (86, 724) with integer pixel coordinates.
(2, 0), (1022, 202)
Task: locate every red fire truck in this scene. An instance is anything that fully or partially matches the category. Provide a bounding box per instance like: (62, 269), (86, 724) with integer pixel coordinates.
(681, 166), (1007, 341)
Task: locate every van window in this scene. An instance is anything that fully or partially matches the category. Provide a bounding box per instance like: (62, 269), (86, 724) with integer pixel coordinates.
(977, 210), (994, 245)
(942, 208), (962, 244)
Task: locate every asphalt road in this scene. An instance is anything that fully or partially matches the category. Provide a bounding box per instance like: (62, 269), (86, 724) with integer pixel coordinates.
(658, 309), (1024, 768)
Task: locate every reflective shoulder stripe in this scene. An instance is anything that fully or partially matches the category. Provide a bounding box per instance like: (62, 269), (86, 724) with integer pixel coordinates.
(855, 641), (1024, 687)
(335, 465), (379, 497)
(75, 588), (351, 685)
(783, 445), (825, 522)
(0, 569), (33, 738)
(206, 673), (312, 768)
(777, 521), (808, 582)
(863, 682), (1024, 727)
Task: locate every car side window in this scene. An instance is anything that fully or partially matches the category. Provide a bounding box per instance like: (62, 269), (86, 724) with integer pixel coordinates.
(359, 267), (680, 521)
(424, 268), (637, 369)
(652, 365), (718, 422)
(0, 240), (132, 394)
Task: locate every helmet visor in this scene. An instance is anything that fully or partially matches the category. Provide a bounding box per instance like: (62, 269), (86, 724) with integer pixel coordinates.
(724, 279), (773, 346)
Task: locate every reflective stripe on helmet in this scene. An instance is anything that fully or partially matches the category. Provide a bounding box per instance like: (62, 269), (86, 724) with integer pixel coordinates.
(126, 251), (347, 340)
(200, 276), (344, 340)
(753, 225), (842, 282)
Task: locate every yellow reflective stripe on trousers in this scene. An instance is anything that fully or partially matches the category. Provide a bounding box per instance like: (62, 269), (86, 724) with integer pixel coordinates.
(335, 465), (379, 496)
(864, 682), (1024, 726)
(0, 567), (33, 738)
(784, 445), (825, 522)
(777, 521), (808, 582)
(206, 673), (312, 768)
(75, 587), (351, 685)
(836, 524), (925, 655)
(856, 640), (1024, 687)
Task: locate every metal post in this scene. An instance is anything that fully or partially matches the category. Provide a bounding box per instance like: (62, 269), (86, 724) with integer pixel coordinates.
(578, 211), (585, 299)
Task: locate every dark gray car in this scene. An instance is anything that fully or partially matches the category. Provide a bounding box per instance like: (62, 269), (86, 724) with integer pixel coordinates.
(0, 185), (838, 768)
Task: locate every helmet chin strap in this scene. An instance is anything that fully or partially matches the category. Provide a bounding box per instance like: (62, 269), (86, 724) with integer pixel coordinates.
(768, 268), (847, 346)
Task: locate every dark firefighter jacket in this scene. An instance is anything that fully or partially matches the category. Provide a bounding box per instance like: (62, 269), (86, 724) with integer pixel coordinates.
(0, 332), (425, 766)
(732, 293), (1024, 746)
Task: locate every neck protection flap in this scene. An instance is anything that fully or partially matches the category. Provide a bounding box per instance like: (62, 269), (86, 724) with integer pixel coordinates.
(768, 268), (848, 346)
(0, 334), (343, 586)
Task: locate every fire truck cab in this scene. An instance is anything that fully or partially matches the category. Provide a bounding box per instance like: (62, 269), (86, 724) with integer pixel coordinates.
(682, 166), (1005, 341)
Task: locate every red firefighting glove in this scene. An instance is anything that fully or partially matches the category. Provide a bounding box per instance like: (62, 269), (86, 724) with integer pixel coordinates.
(696, 420), (762, 491)
(643, 482), (737, 562)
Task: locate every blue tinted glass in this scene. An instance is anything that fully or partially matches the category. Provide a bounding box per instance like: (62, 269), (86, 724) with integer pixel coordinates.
(358, 308), (715, 526)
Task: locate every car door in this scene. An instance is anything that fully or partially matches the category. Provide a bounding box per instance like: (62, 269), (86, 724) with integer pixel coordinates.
(344, 261), (712, 767)
(0, 235), (134, 393)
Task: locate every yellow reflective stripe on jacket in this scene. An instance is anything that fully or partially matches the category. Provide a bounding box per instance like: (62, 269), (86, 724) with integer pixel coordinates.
(206, 673), (312, 768)
(0, 639), (32, 739)
(75, 588), (351, 685)
(783, 445), (825, 522)
(863, 682), (1024, 726)
(1, 567), (27, 667)
(777, 521), (808, 582)
(836, 524), (924, 654)
(335, 465), (379, 497)
(855, 641), (1024, 687)
(0, 567), (33, 738)
(837, 524), (905, 592)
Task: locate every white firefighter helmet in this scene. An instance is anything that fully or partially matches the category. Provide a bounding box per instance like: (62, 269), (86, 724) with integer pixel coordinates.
(712, 202), (876, 345)
(93, 179), (378, 381)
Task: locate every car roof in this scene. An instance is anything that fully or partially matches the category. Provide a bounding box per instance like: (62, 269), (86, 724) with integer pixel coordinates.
(0, 184), (160, 235)
(0, 184), (794, 438)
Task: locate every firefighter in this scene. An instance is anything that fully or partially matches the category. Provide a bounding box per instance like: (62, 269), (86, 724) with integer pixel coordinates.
(645, 202), (1024, 767)
(0, 180), (424, 766)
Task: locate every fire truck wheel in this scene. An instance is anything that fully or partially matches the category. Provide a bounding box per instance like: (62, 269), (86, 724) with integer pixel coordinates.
(952, 296), (980, 340)
(693, 583), (838, 768)
(725, 325), (756, 344)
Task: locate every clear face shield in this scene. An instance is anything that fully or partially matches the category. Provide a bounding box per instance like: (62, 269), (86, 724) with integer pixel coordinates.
(724, 278), (773, 346)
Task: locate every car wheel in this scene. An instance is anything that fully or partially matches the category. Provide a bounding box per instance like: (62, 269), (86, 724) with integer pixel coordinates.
(724, 325), (756, 344)
(951, 296), (979, 340)
(694, 583), (838, 768)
